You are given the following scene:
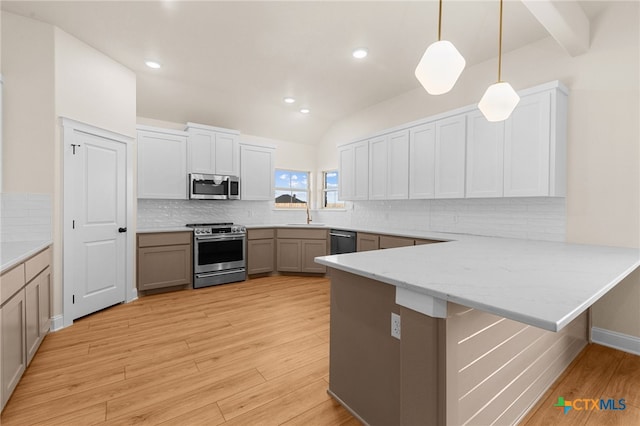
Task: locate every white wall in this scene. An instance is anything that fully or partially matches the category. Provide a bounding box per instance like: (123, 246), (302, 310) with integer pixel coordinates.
(54, 29), (137, 138)
(1, 13), (55, 193)
(314, 2), (640, 339)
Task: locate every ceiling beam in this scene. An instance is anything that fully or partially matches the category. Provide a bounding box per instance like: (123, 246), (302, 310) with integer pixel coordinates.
(521, 0), (590, 56)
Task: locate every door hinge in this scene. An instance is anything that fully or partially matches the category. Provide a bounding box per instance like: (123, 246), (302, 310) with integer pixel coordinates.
(72, 295), (75, 304)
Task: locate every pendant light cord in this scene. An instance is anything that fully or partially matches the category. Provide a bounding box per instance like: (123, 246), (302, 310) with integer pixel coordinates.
(498, 0), (503, 82)
(438, 0), (443, 41)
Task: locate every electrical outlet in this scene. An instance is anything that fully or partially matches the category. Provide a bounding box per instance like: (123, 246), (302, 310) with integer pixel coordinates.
(391, 312), (401, 340)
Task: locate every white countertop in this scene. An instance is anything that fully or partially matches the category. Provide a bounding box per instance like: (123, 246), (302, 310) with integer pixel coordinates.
(315, 236), (639, 332)
(1, 240), (53, 273)
(137, 227), (194, 233)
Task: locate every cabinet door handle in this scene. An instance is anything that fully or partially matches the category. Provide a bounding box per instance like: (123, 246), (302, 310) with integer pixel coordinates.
(118, 227), (127, 233)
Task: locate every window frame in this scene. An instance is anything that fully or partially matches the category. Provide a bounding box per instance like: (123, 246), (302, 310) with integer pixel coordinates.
(274, 168), (310, 209)
(322, 169), (344, 209)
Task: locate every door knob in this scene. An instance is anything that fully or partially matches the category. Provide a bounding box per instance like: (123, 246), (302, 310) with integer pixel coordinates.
(118, 227), (127, 233)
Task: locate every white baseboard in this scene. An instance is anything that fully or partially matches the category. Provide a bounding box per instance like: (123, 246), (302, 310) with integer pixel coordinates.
(50, 314), (65, 332)
(591, 327), (640, 356)
(127, 288), (138, 303)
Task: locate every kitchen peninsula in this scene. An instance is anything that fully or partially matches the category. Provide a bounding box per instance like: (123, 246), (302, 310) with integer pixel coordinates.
(315, 236), (639, 425)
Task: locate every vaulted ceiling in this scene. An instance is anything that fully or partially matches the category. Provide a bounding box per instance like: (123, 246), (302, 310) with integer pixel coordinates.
(1, 1), (605, 144)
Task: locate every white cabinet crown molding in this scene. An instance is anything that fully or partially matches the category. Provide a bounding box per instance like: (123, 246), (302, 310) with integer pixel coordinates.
(184, 121), (240, 135)
(136, 124), (188, 137)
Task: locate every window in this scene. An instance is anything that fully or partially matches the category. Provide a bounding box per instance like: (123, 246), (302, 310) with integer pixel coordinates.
(323, 170), (344, 209)
(275, 169), (309, 208)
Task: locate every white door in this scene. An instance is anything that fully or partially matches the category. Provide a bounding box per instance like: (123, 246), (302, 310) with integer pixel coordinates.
(67, 129), (127, 320)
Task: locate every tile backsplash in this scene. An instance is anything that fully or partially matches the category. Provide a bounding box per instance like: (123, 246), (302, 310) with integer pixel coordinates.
(316, 197), (566, 242)
(139, 197), (566, 242)
(1, 193), (53, 242)
(137, 199), (312, 228)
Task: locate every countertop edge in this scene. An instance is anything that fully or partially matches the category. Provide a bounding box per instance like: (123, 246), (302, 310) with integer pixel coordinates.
(1, 240), (53, 273)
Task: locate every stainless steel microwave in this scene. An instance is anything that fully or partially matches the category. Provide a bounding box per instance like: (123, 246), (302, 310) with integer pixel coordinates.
(189, 174), (240, 200)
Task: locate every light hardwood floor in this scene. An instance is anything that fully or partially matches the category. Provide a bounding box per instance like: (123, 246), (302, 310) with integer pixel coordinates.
(1, 275), (638, 425)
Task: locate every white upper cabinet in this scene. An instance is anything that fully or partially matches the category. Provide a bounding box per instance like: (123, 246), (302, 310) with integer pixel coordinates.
(466, 110), (505, 198)
(435, 115), (466, 199)
(338, 80), (567, 201)
(504, 88), (566, 197)
(369, 131), (409, 200)
(368, 136), (388, 200)
(240, 143), (275, 201)
(353, 141), (369, 200)
(338, 145), (354, 200)
(409, 123), (436, 199)
(185, 122), (239, 176)
(386, 130), (410, 200)
(339, 140), (369, 201)
(137, 126), (188, 199)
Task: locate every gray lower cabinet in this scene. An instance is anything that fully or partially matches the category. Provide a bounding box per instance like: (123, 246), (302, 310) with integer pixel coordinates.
(1, 290), (26, 409)
(379, 235), (415, 249)
(357, 233), (380, 252)
(247, 229), (275, 275)
(137, 232), (192, 291)
(1, 246), (52, 412)
(276, 228), (328, 273)
(301, 240), (328, 273)
(25, 267), (51, 365)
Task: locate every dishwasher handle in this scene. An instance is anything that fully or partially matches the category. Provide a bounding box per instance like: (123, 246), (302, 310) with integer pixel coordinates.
(330, 232), (354, 238)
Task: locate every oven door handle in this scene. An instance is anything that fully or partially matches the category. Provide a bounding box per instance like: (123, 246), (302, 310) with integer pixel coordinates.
(195, 234), (246, 242)
(196, 269), (245, 278)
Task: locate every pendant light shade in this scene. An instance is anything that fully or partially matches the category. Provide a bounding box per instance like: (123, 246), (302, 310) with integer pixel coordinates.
(415, 0), (465, 95)
(479, 0), (519, 122)
(478, 82), (520, 122)
(415, 40), (466, 95)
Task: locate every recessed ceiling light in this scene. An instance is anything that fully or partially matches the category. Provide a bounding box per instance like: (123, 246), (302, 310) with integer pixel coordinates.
(283, 97), (296, 104)
(300, 108), (310, 114)
(352, 48), (368, 59)
(145, 61), (161, 69)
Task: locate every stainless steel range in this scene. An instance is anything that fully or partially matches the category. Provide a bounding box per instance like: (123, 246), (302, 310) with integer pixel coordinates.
(186, 223), (246, 288)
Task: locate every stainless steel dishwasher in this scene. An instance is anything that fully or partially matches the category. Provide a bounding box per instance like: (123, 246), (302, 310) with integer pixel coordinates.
(330, 229), (357, 254)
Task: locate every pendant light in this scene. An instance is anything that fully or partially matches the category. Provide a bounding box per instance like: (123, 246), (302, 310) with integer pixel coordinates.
(478, 0), (520, 122)
(414, 0), (466, 95)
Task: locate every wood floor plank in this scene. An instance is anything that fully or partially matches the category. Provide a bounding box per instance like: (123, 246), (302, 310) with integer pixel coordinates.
(217, 357), (329, 420)
(194, 332), (325, 374)
(601, 352), (640, 408)
(31, 403), (107, 426)
(256, 340), (328, 381)
(219, 378), (332, 425)
(280, 397), (355, 426)
(105, 368), (265, 423)
(0, 359), (200, 424)
(8, 366), (126, 407)
(156, 402), (226, 426)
